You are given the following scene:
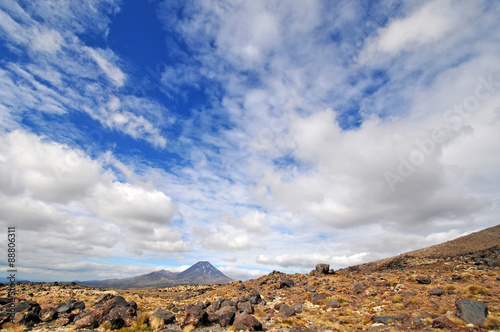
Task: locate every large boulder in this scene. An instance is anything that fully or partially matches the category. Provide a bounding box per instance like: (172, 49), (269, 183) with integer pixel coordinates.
(103, 296), (129, 312)
(71, 301), (85, 311)
(39, 307), (58, 322)
(181, 306), (208, 328)
(315, 264), (330, 274)
(93, 294), (115, 307)
(237, 301), (253, 314)
(105, 307), (136, 329)
(210, 306), (236, 327)
(74, 312), (99, 329)
(149, 307), (176, 325)
(456, 298), (488, 325)
(233, 313), (263, 331)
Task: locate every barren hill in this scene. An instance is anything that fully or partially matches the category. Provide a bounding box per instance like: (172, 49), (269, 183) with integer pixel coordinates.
(351, 224), (500, 273)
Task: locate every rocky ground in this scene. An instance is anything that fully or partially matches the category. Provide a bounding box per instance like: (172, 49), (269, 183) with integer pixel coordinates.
(1, 229), (500, 332)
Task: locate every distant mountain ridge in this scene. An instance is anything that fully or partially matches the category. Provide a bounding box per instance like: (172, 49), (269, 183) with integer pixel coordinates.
(79, 261), (233, 289)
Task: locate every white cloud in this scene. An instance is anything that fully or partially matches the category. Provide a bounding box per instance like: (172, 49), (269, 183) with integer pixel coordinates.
(0, 130), (187, 269)
(226, 210), (270, 234)
(194, 225), (265, 251)
(30, 26), (64, 53)
(85, 47), (126, 87)
(217, 266), (268, 281)
(256, 252), (367, 269)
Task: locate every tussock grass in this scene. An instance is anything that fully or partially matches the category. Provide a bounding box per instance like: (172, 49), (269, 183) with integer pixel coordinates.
(484, 314), (500, 329)
(132, 311), (150, 329)
(2, 323), (26, 332)
(150, 316), (164, 331)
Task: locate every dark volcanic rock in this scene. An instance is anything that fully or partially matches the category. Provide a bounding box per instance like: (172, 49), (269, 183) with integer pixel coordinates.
(428, 288), (445, 296)
(181, 306), (208, 328)
(211, 306), (236, 327)
(456, 298), (488, 325)
(103, 295), (129, 312)
(432, 315), (457, 329)
(74, 312), (99, 329)
(94, 294), (115, 307)
(326, 299), (340, 308)
(352, 282), (365, 294)
(237, 301), (253, 314)
(105, 306), (136, 329)
(233, 313), (263, 331)
(416, 276), (432, 284)
(56, 303), (71, 314)
(71, 301), (85, 310)
(149, 307), (176, 325)
(279, 304), (295, 317)
(39, 307), (58, 322)
(371, 315), (394, 325)
(310, 293), (328, 304)
(315, 264), (330, 274)
(127, 300), (137, 310)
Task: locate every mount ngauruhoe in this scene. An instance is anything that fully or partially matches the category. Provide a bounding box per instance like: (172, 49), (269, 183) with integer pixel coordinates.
(79, 261), (233, 289)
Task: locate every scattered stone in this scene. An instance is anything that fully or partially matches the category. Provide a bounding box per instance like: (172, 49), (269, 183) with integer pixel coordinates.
(289, 327), (306, 332)
(432, 315), (457, 329)
(279, 304), (295, 317)
(371, 315), (394, 325)
(416, 276), (432, 284)
(233, 313), (263, 331)
(305, 285), (315, 292)
(456, 298), (488, 325)
(484, 258), (499, 267)
(352, 282), (365, 294)
(413, 317), (425, 327)
(393, 313), (410, 323)
(428, 288), (445, 296)
(326, 299), (340, 308)
(310, 293), (328, 304)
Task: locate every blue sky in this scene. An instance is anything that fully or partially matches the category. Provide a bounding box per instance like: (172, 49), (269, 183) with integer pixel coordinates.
(1, 0), (500, 281)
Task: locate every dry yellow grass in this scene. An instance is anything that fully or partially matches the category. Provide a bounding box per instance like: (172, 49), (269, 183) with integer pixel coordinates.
(484, 314), (500, 329)
(1, 323), (26, 332)
(182, 324), (195, 332)
(150, 316), (164, 330)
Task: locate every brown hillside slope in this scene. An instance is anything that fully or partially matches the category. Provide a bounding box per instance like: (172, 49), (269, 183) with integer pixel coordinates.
(352, 223), (500, 272)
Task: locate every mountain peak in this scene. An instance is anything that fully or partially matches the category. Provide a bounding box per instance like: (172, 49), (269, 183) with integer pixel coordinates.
(80, 261), (232, 289)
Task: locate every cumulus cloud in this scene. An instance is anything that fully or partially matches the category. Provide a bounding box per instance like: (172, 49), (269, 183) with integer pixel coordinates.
(256, 252), (368, 269)
(0, 130), (187, 277)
